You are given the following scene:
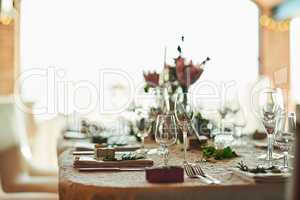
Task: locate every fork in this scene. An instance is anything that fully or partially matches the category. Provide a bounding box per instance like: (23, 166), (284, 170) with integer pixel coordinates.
(184, 163), (213, 184)
(192, 163), (222, 184)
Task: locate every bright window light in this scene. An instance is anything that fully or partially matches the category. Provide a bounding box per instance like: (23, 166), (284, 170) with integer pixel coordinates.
(20, 0), (259, 118)
(291, 17), (300, 104)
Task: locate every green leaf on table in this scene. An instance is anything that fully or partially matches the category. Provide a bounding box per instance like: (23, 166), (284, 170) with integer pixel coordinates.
(121, 152), (145, 160)
(202, 146), (238, 160)
(202, 146), (215, 157)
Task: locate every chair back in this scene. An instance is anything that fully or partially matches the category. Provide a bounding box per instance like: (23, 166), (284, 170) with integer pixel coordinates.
(0, 96), (32, 192)
(0, 96), (21, 152)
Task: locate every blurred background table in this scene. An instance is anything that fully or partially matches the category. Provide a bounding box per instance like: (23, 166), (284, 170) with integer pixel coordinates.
(58, 136), (288, 200)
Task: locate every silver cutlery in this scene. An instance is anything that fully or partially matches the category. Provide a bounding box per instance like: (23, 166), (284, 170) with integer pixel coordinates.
(184, 163), (213, 184)
(192, 163), (221, 184)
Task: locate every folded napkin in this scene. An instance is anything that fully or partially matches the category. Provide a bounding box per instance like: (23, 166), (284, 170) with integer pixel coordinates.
(231, 168), (290, 183)
(74, 142), (96, 151)
(64, 131), (87, 140)
(74, 156), (154, 168)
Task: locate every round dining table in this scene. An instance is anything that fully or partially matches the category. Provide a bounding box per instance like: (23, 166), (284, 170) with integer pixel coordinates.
(58, 138), (288, 200)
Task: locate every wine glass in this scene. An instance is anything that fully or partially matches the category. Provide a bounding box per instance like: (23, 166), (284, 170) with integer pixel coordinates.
(233, 109), (247, 137)
(155, 114), (178, 166)
(134, 88), (158, 154)
(174, 92), (194, 163)
(275, 130), (294, 172)
(254, 88), (281, 167)
(136, 117), (152, 155)
(229, 94), (247, 145)
(218, 98), (230, 135)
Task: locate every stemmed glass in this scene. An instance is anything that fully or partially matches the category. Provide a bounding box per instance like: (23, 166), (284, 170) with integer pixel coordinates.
(228, 93), (247, 144)
(155, 114), (178, 166)
(218, 101), (230, 135)
(174, 92), (194, 163)
(136, 117), (152, 155)
(254, 88), (281, 167)
(275, 130), (294, 172)
(134, 87), (158, 154)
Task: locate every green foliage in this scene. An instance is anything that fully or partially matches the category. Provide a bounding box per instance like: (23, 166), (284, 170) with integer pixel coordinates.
(121, 152), (145, 160)
(144, 84), (150, 93)
(237, 161), (282, 174)
(194, 112), (209, 127)
(103, 153), (145, 161)
(202, 146), (238, 160)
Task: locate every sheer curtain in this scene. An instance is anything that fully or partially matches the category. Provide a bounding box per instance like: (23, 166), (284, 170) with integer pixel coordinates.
(20, 0), (259, 119)
(291, 17), (300, 104)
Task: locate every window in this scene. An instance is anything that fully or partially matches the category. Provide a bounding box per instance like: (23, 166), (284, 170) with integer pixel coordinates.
(20, 0), (259, 119)
(291, 17), (300, 105)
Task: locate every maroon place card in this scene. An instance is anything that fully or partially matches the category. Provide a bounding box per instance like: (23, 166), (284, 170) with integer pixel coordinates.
(145, 166), (184, 183)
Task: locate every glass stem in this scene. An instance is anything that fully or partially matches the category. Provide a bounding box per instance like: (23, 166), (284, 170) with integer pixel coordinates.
(283, 151), (288, 169)
(163, 145), (169, 166)
(141, 134), (145, 150)
(267, 134), (273, 166)
(220, 117), (225, 133)
(183, 124), (188, 163)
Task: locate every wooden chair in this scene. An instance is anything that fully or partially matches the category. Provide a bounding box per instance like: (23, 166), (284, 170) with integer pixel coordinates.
(0, 96), (58, 194)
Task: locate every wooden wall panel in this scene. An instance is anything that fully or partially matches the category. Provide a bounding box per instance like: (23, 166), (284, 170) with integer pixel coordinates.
(0, 22), (15, 95)
(258, 9), (291, 110)
(0, 0), (19, 95)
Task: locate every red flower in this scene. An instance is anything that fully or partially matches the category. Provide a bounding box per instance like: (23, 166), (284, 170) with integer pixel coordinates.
(175, 56), (203, 87)
(143, 71), (160, 87)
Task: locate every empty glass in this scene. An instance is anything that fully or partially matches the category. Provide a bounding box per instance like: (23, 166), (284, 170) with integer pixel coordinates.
(254, 88), (281, 167)
(218, 101), (229, 135)
(275, 131), (294, 172)
(136, 117), (152, 155)
(155, 114), (178, 166)
(174, 92), (194, 163)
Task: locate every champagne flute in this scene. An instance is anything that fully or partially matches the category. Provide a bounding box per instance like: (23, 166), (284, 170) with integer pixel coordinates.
(256, 88), (281, 167)
(275, 130), (294, 172)
(174, 92), (194, 163)
(155, 114), (178, 166)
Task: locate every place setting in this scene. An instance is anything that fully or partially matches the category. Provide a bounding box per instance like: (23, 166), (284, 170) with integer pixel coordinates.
(230, 88), (296, 183)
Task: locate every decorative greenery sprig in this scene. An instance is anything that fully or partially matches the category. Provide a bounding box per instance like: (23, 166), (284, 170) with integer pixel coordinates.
(121, 152), (145, 160)
(237, 161), (281, 174)
(202, 146), (238, 160)
(102, 152), (145, 161)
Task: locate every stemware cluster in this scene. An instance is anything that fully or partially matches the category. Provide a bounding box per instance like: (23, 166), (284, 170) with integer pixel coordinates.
(252, 87), (295, 170)
(154, 91), (195, 166)
(138, 84), (294, 172)
(134, 87), (163, 155)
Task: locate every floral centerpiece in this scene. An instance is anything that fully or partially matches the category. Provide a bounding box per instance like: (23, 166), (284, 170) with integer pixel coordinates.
(143, 37), (211, 142)
(143, 36), (210, 110)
